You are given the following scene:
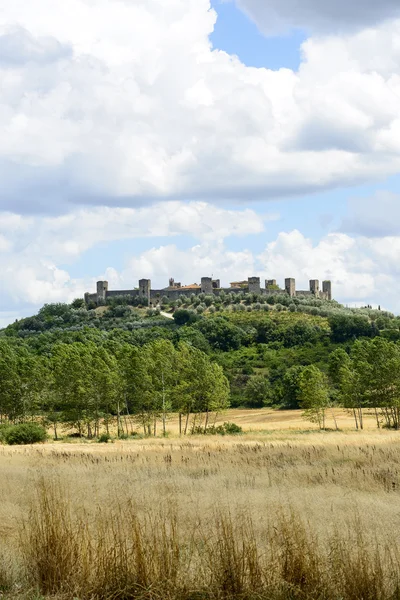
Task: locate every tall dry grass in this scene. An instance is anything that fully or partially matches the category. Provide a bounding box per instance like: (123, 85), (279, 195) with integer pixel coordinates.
(1, 432), (400, 598)
(18, 480), (400, 599)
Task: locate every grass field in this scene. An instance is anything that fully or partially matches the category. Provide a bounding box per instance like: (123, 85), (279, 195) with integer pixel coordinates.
(1, 412), (400, 598)
(91, 407), (381, 439)
(163, 406), (380, 433)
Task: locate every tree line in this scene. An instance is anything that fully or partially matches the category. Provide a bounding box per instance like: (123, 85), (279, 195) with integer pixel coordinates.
(3, 299), (400, 435)
(290, 337), (400, 430)
(0, 339), (229, 438)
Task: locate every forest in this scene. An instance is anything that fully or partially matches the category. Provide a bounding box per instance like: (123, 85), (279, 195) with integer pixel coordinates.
(1, 290), (400, 438)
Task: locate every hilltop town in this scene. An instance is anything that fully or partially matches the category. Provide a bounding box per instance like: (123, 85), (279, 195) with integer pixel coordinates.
(85, 276), (332, 306)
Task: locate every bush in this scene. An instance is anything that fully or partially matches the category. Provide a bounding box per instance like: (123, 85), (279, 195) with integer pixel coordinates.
(98, 433), (111, 443)
(3, 423), (47, 445)
(192, 422), (244, 436)
(220, 422), (243, 435)
(173, 309), (199, 325)
(0, 425), (9, 444)
(209, 422), (243, 436)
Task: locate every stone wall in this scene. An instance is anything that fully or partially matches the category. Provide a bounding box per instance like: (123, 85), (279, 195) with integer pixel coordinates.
(106, 290), (138, 298)
(85, 277), (333, 305)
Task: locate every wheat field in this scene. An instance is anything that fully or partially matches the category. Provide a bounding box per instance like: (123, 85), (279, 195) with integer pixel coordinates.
(1, 414), (400, 598)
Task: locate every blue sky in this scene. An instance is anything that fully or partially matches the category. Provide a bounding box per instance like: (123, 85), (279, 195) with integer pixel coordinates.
(210, 0), (306, 71)
(1, 0), (400, 323)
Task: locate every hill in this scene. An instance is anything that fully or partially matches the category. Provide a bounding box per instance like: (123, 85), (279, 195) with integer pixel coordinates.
(1, 293), (399, 431)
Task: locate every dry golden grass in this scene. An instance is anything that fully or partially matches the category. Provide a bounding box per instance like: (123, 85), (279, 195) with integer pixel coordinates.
(87, 407), (381, 439)
(1, 422), (400, 598)
(166, 406), (380, 432)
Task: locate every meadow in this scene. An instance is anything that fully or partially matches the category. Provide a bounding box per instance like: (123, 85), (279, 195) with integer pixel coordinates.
(2, 411), (400, 599)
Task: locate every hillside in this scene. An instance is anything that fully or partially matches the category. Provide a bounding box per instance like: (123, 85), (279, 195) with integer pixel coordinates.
(1, 293), (399, 424)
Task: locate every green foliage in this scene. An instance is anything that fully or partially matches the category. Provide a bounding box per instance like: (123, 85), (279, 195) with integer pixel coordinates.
(298, 365), (330, 429)
(219, 421), (243, 434)
(71, 298), (86, 309)
(192, 422), (243, 435)
(3, 423), (47, 445)
(194, 316), (246, 351)
(173, 309), (198, 325)
(280, 365), (307, 409)
(329, 313), (376, 342)
(2, 288), (400, 434)
(244, 376), (271, 408)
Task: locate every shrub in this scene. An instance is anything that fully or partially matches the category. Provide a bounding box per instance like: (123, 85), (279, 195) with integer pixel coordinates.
(71, 298), (85, 309)
(192, 422), (244, 436)
(0, 425), (9, 444)
(98, 433), (111, 443)
(209, 422), (243, 436)
(173, 309), (198, 325)
(220, 422), (243, 435)
(204, 295), (214, 307)
(4, 423), (47, 445)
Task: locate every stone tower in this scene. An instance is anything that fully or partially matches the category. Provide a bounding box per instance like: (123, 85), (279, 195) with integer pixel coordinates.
(201, 277), (213, 294)
(248, 277), (261, 295)
(285, 278), (296, 297)
(96, 281), (108, 303)
(310, 280), (320, 296)
(323, 280), (332, 301)
(139, 279), (151, 304)
(266, 279), (277, 289)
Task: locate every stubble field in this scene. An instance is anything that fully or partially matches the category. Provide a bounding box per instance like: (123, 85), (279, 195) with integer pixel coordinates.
(1, 411), (400, 599)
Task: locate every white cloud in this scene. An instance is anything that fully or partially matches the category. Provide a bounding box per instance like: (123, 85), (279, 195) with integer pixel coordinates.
(98, 228), (400, 313)
(0, 201), (269, 261)
(1, 1), (400, 213)
(4, 209), (400, 324)
(0, 201), (268, 318)
(2, 1), (400, 324)
(0, 26), (72, 66)
(115, 242), (256, 289)
(258, 229), (400, 307)
(231, 0), (400, 34)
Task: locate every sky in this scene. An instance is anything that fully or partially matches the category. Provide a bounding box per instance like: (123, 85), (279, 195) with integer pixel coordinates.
(1, 0), (400, 325)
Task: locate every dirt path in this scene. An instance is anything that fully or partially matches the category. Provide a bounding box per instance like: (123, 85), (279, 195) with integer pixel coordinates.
(160, 310), (174, 320)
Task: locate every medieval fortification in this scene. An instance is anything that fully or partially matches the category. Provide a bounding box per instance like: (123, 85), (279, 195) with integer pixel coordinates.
(85, 277), (332, 305)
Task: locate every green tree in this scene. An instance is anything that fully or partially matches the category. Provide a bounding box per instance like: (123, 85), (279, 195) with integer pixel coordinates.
(119, 345), (155, 436)
(298, 366), (329, 430)
(280, 365), (306, 409)
(0, 340), (20, 422)
(350, 338), (400, 429)
(145, 339), (176, 436)
(51, 343), (95, 437)
(244, 376), (271, 408)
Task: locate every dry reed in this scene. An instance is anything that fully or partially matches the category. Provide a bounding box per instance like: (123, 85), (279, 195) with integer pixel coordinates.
(1, 432), (400, 598)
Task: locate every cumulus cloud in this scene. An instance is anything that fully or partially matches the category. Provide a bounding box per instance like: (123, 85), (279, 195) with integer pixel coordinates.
(96, 228), (400, 313)
(232, 0), (400, 34)
(0, 26), (72, 66)
(1, 1), (400, 213)
(4, 207), (400, 323)
(0, 201), (269, 319)
(0, 201), (269, 261)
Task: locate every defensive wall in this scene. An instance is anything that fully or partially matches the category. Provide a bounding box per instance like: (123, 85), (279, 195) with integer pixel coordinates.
(85, 277), (332, 306)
